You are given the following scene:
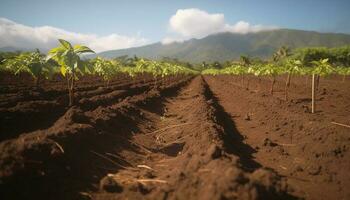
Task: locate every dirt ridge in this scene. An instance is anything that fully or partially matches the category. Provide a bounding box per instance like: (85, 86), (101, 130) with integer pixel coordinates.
(1, 73), (348, 200)
(92, 76), (293, 200)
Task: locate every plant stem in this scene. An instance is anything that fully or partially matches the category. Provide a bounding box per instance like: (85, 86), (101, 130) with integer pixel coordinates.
(246, 77), (250, 90)
(312, 74), (316, 113)
(71, 72), (75, 105)
(285, 73), (291, 100)
(270, 76), (275, 95)
(66, 75), (71, 106)
(35, 75), (41, 88)
(68, 69), (75, 107)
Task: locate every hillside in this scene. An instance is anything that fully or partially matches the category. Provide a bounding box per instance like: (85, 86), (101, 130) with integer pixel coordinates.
(96, 29), (350, 63)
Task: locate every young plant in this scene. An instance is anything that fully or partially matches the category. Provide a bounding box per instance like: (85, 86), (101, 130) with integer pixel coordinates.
(311, 58), (335, 88)
(237, 65), (248, 87)
(238, 56), (250, 87)
(258, 63), (281, 95)
(310, 58), (335, 113)
(92, 57), (120, 86)
(47, 39), (94, 106)
(246, 66), (257, 90)
(4, 51), (55, 87)
(336, 66), (350, 82)
(284, 59), (302, 100)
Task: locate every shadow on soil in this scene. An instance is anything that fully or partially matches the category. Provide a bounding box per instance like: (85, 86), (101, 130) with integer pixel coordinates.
(202, 76), (261, 172)
(203, 76), (300, 200)
(0, 78), (194, 200)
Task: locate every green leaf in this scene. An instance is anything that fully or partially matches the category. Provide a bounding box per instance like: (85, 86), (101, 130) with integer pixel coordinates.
(74, 61), (78, 69)
(294, 60), (302, 65)
(29, 63), (42, 78)
(58, 39), (73, 49)
(60, 66), (67, 76)
(48, 46), (61, 54)
(74, 45), (95, 54)
(321, 58), (329, 64)
(45, 52), (57, 62)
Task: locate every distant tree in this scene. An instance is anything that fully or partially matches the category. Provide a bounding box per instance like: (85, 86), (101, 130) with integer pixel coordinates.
(211, 61), (222, 69)
(239, 55), (251, 67)
(0, 51), (20, 64)
(201, 61), (209, 69)
(273, 46), (291, 62)
(114, 55), (128, 62)
(114, 55), (135, 67)
(292, 46), (350, 66)
(133, 55), (139, 61)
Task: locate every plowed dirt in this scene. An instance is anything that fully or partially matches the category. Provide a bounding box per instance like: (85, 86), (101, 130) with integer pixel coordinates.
(0, 72), (349, 200)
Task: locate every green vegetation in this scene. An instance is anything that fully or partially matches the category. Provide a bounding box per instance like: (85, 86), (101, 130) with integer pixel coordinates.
(1, 35), (349, 111)
(337, 67), (350, 82)
(0, 39), (199, 107)
(201, 46), (350, 113)
(284, 59), (303, 100)
(47, 39), (95, 106)
(91, 57), (120, 86)
(2, 50), (56, 86)
(292, 46), (350, 66)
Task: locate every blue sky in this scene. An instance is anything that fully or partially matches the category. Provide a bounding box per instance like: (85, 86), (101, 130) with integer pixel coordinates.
(1, 0), (349, 52)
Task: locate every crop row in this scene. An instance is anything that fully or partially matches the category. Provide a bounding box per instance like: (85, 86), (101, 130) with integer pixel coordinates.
(202, 58), (349, 113)
(0, 39), (198, 106)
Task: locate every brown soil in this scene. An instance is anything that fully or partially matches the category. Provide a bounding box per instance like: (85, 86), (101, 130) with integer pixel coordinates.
(0, 72), (349, 200)
(204, 74), (350, 200)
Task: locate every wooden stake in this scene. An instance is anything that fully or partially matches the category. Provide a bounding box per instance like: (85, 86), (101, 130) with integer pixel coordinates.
(137, 179), (167, 184)
(47, 139), (64, 153)
(276, 142), (297, 147)
(137, 165), (154, 170)
(312, 74), (316, 113)
(53, 141), (65, 153)
(331, 122), (350, 128)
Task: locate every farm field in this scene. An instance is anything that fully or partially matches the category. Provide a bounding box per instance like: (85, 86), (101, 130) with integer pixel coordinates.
(1, 1), (350, 198)
(0, 71), (349, 200)
(204, 75), (350, 200)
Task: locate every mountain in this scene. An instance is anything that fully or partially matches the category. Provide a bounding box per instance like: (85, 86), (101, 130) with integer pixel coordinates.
(0, 46), (44, 53)
(96, 29), (350, 63)
(0, 46), (26, 52)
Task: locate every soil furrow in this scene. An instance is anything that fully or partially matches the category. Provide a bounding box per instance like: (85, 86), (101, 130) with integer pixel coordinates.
(1, 72), (348, 200)
(0, 76), (189, 141)
(91, 76), (292, 200)
(0, 75), (193, 200)
(204, 75), (350, 200)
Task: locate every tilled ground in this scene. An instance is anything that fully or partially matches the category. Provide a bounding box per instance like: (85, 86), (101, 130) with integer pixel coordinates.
(0, 73), (349, 200)
(204, 75), (350, 200)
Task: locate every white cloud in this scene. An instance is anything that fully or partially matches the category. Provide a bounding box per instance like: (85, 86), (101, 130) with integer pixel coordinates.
(224, 21), (277, 34)
(169, 8), (226, 38)
(163, 8), (278, 44)
(0, 18), (149, 52)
